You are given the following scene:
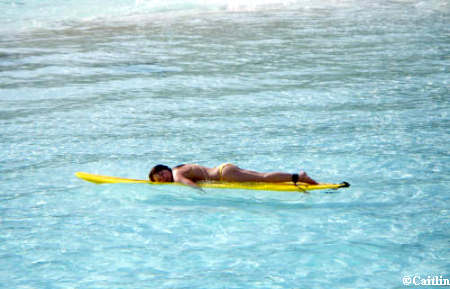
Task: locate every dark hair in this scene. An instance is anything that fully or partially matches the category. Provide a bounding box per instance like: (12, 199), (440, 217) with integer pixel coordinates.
(149, 164), (172, 182)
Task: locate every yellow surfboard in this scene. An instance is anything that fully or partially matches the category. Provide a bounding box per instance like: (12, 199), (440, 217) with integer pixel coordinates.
(75, 172), (350, 192)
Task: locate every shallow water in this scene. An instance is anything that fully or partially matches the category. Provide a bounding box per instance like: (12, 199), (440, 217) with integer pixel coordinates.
(1, 0), (449, 288)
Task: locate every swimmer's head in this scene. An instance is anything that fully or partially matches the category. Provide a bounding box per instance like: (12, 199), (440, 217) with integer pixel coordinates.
(149, 164), (173, 182)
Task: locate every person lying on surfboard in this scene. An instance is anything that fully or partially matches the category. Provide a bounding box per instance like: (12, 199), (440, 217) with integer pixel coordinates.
(149, 163), (318, 189)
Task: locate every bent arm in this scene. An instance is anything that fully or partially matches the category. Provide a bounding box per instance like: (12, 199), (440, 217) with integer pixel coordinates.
(172, 165), (206, 192)
(175, 175), (200, 188)
(173, 169), (202, 190)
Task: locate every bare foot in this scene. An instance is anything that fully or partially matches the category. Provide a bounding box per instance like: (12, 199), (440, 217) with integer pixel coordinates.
(298, 171), (318, 185)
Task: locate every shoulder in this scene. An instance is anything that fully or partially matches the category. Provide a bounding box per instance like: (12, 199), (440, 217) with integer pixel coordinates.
(173, 164), (193, 174)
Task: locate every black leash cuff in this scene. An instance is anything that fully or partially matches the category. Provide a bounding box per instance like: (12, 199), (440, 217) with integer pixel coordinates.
(292, 173), (299, 184)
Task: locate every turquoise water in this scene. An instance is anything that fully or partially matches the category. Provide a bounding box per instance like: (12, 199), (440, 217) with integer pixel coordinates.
(1, 0), (449, 288)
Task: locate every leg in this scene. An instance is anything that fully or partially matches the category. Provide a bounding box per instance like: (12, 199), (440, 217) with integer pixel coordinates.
(221, 165), (318, 184)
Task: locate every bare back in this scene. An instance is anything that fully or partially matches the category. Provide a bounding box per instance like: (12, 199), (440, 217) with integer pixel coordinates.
(173, 164), (220, 184)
